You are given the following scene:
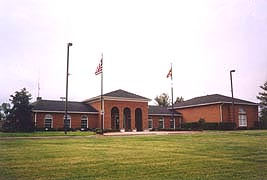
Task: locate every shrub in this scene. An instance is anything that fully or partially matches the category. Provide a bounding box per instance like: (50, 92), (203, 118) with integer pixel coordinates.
(218, 122), (236, 130)
(203, 123), (219, 130)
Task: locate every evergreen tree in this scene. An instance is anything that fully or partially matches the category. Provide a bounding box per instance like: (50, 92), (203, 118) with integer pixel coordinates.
(257, 81), (267, 129)
(3, 88), (34, 132)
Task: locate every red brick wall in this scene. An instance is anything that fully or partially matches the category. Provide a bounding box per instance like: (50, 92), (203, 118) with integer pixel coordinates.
(222, 104), (258, 128)
(175, 104), (258, 128)
(34, 112), (99, 129)
(102, 100), (148, 130)
(176, 104), (221, 123)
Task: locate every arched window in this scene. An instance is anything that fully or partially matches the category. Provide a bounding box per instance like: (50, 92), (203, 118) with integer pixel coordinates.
(238, 108), (247, 127)
(63, 114), (71, 128)
(44, 114), (53, 128)
(81, 115), (88, 129)
(111, 107), (119, 130)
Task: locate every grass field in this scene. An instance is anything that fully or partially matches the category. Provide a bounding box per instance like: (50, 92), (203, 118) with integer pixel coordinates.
(0, 131), (95, 137)
(0, 130), (266, 180)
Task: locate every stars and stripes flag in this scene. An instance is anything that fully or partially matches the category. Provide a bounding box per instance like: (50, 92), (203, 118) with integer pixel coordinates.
(166, 66), (172, 79)
(95, 54), (103, 75)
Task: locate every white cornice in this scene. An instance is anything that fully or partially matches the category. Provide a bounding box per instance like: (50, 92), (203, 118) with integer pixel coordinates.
(171, 101), (258, 109)
(83, 95), (150, 103)
(32, 110), (99, 114)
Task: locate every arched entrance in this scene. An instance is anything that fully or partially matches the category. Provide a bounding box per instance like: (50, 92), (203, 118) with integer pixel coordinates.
(123, 108), (131, 131)
(135, 108), (142, 131)
(111, 107), (119, 130)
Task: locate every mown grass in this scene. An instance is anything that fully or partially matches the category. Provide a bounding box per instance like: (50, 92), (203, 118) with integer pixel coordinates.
(0, 130), (266, 180)
(0, 131), (95, 137)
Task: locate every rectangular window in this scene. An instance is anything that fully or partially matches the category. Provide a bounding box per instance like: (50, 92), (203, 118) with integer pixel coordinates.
(159, 117), (164, 129)
(81, 119), (88, 129)
(148, 117), (153, 129)
(239, 114), (247, 127)
(44, 119), (52, 129)
(170, 118), (175, 129)
(65, 119), (71, 128)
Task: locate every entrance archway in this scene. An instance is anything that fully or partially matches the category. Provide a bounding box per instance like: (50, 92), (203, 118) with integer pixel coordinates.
(135, 108), (142, 131)
(111, 107), (119, 130)
(123, 108), (131, 131)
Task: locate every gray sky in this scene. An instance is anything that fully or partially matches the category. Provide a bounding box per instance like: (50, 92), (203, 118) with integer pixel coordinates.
(0, 0), (266, 105)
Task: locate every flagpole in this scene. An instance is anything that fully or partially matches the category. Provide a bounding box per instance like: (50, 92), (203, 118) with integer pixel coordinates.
(171, 63), (175, 129)
(101, 53), (104, 134)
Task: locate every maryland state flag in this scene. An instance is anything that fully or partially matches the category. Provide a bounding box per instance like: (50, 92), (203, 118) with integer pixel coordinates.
(166, 66), (172, 79)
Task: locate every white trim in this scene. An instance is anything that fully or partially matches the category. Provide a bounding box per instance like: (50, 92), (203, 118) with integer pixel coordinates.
(219, 103), (224, 122)
(63, 115), (71, 128)
(83, 95), (150, 103)
(32, 110), (98, 114)
(81, 115), (88, 129)
(44, 114), (53, 128)
(159, 117), (164, 129)
(34, 112), (37, 127)
(148, 117), (153, 129)
(172, 101), (257, 109)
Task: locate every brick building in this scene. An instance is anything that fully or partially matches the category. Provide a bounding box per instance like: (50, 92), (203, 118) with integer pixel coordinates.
(173, 94), (258, 128)
(32, 90), (258, 131)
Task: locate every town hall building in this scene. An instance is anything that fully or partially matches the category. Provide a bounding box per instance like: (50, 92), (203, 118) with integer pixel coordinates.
(32, 89), (258, 131)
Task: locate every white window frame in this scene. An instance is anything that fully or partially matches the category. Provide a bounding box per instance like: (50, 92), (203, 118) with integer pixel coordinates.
(81, 115), (88, 129)
(238, 108), (247, 127)
(44, 114), (53, 128)
(170, 118), (175, 129)
(148, 116), (153, 129)
(63, 115), (71, 128)
(159, 117), (164, 129)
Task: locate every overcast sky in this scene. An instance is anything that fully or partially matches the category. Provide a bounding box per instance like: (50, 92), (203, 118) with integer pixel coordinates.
(0, 0), (266, 105)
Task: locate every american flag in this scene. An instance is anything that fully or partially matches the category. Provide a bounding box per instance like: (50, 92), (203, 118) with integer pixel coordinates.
(95, 54), (103, 75)
(167, 67), (172, 79)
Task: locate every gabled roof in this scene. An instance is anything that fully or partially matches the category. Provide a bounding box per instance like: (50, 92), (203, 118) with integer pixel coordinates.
(83, 89), (150, 102)
(149, 105), (181, 116)
(173, 94), (258, 109)
(32, 100), (98, 114)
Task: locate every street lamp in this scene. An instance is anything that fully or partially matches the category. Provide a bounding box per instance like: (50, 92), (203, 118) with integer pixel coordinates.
(230, 70), (235, 124)
(64, 42), (72, 134)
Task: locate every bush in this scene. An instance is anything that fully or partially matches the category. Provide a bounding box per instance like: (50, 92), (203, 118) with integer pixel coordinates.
(203, 123), (219, 130)
(182, 122), (201, 130)
(218, 122), (236, 130)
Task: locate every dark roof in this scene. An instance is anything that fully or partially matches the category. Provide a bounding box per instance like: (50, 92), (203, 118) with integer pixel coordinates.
(149, 105), (181, 116)
(104, 89), (150, 100)
(173, 94), (258, 109)
(32, 100), (98, 113)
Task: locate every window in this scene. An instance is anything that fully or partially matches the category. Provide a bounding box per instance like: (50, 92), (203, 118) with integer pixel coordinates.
(238, 108), (247, 127)
(63, 115), (71, 128)
(148, 116), (153, 129)
(81, 115), (88, 129)
(170, 118), (175, 129)
(159, 117), (164, 129)
(44, 114), (53, 128)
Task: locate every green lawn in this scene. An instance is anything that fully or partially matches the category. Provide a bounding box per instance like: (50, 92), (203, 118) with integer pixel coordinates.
(0, 130), (266, 180)
(0, 131), (95, 137)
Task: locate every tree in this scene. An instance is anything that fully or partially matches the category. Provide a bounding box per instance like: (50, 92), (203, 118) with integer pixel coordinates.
(175, 96), (184, 104)
(0, 103), (11, 120)
(155, 93), (170, 107)
(257, 81), (267, 129)
(3, 88), (34, 132)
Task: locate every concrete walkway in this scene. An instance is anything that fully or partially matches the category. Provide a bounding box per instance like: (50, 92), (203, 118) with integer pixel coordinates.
(103, 131), (200, 136)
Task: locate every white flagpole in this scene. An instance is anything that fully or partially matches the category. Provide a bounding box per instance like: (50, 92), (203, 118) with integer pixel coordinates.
(100, 53), (104, 133)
